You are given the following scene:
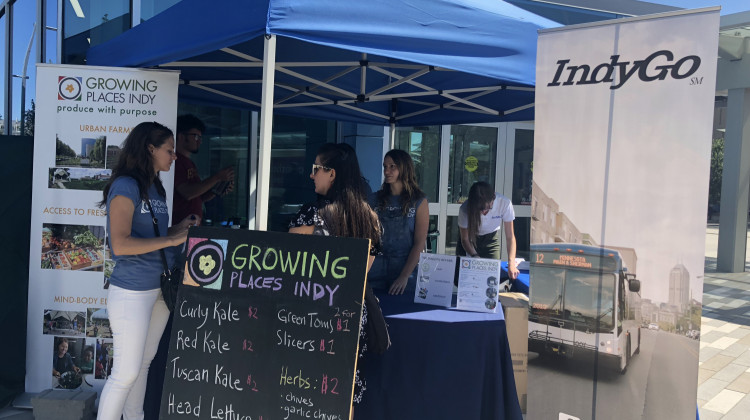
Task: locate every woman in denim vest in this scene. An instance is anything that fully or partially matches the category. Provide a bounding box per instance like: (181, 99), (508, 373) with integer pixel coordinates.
(368, 149), (429, 295)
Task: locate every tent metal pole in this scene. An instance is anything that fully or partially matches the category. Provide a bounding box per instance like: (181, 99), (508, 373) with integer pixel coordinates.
(256, 34), (277, 231)
(389, 123), (396, 149)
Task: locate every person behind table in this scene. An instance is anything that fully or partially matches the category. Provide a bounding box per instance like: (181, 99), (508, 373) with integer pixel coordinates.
(457, 181), (519, 279)
(172, 114), (235, 223)
(368, 149), (428, 295)
(52, 337), (80, 378)
(288, 143), (381, 409)
(96, 122), (199, 420)
(79, 347), (94, 374)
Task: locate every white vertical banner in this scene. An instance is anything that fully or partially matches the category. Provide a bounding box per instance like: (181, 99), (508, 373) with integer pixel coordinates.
(528, 8), (718, 419)
(26, 64), (179, 392)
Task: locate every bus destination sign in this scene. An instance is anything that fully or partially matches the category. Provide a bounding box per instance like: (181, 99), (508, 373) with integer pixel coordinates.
(532, 250), (618, 272)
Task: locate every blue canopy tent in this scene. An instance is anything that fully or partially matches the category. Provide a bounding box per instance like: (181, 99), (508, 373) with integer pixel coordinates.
(87, 0), (557, 229)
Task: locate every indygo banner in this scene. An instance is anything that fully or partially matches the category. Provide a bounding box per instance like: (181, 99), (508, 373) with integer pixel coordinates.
(26, 64), (179, 393)
(528, 8), (718, 420)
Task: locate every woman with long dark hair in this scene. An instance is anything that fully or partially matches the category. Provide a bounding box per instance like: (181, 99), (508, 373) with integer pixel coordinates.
(289, 143), (382, 409)
(458, 181), (519, 279)
(368, 149), (428, 295)
(97, 122), (199, 420)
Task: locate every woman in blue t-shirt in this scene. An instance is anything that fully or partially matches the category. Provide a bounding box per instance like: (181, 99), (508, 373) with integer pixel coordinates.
(97, 122), (199, 420)
(368, 149), (429, 295)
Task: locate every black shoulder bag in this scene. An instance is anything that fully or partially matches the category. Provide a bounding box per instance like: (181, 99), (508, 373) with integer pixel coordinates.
(364, 284), (391, 354)
(146, 200), (183, 312)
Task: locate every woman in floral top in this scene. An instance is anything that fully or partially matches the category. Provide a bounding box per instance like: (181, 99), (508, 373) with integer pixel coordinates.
(289, 143), (381, 410)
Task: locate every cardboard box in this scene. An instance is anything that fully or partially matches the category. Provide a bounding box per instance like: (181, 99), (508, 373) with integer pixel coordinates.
(499, 292), (529, 413)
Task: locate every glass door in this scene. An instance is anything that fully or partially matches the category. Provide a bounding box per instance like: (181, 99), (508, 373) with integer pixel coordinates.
(444, 124), (501, 255)
(393, 122), (534, 260)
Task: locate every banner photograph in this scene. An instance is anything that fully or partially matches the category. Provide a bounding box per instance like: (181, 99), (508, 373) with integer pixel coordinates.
(26, 64), (179, 393)
(527, 9), (719, 420)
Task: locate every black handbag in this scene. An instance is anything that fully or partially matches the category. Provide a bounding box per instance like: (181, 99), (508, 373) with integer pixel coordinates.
(146, 201), (183, 312)
(364, 285), (391, 354)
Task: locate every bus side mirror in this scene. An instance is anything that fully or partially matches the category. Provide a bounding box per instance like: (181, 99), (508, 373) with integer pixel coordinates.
(628, 279), (640, 293)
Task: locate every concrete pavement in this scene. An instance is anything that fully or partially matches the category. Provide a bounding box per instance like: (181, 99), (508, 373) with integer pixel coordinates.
(698, 224), (750, 419)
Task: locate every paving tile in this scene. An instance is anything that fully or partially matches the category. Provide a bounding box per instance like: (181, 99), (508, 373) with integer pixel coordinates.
(720, 342), (750, 358)
(709, 337), (740, 350)
(733, 350), (750, 367)
(702, 325), (717, 334)
(697, 408), (723, 420)
(702, 317), (725, 327)
(701, 354), (735, 372)
(737, 333), (750, 347)
(698, 368), (715, 385)
(716, 323), (741, 334)
(702, 389), (745, 414)
(720, 392), (750, 420)
(701, 331), (727, 344)
(700, 346), (722, 362)
(709, 287), (732, 295)
(713, 363), (747, 383)
(727, 327), (750, 339)
(697, 378), (730, 401)
(725, 299), (749, 309)
(727, 372), (750, 394)
(706, 301), (726, 309)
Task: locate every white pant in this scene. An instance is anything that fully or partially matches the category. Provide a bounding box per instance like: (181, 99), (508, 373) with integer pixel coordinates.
(97, 285), (170, 420)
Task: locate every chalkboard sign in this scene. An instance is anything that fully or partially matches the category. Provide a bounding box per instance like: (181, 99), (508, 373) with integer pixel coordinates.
(160, 227), (370, 420)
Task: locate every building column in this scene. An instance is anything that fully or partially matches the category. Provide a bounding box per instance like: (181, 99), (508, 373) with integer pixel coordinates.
(340, 122), (388, 192)
(717, 87), (750, 272)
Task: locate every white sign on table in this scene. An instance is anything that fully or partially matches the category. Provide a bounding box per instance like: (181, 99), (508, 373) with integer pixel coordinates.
(456, 257), (501, 313)
(413, 253), (455, 307)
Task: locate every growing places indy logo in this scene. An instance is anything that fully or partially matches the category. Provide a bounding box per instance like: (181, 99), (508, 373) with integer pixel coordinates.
(183, 237), (229, 290)
(58, 76), (82, 101)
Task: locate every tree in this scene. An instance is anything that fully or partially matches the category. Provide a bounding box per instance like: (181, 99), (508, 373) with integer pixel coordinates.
(90, 136), (106, 164)
(708, 137), (723, 207)
(56, 137), (76, 158)
(23, 100), (35, 137)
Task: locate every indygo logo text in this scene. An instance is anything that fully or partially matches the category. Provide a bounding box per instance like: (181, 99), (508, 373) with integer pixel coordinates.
(547, 50), (701, 90)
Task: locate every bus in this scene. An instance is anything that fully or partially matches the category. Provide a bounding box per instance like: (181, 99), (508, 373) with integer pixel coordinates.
(528, 243), (641, 373)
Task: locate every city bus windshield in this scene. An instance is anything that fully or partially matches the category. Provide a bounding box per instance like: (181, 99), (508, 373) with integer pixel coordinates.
(530, 267), (615, 332)
(564, 271), (615, 332)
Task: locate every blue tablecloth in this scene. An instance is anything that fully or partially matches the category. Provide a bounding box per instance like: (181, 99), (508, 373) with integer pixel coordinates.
(502, 261), (530, 295)
(355, 293), (522, 420)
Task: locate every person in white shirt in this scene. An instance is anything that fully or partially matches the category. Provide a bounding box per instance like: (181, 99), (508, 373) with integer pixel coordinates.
(457, 181), (519, 279)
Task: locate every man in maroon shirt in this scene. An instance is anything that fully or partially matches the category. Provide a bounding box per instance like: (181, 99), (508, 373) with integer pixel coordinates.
(172, 114), (234, 223)
(144, 115), (236, 419)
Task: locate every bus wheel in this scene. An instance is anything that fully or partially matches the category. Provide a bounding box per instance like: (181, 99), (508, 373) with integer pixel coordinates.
(635, 330), (641, 354)
(620, 340), (630, 375)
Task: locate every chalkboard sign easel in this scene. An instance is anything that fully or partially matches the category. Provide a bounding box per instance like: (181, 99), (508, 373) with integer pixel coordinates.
(160, 227), (370, 420)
